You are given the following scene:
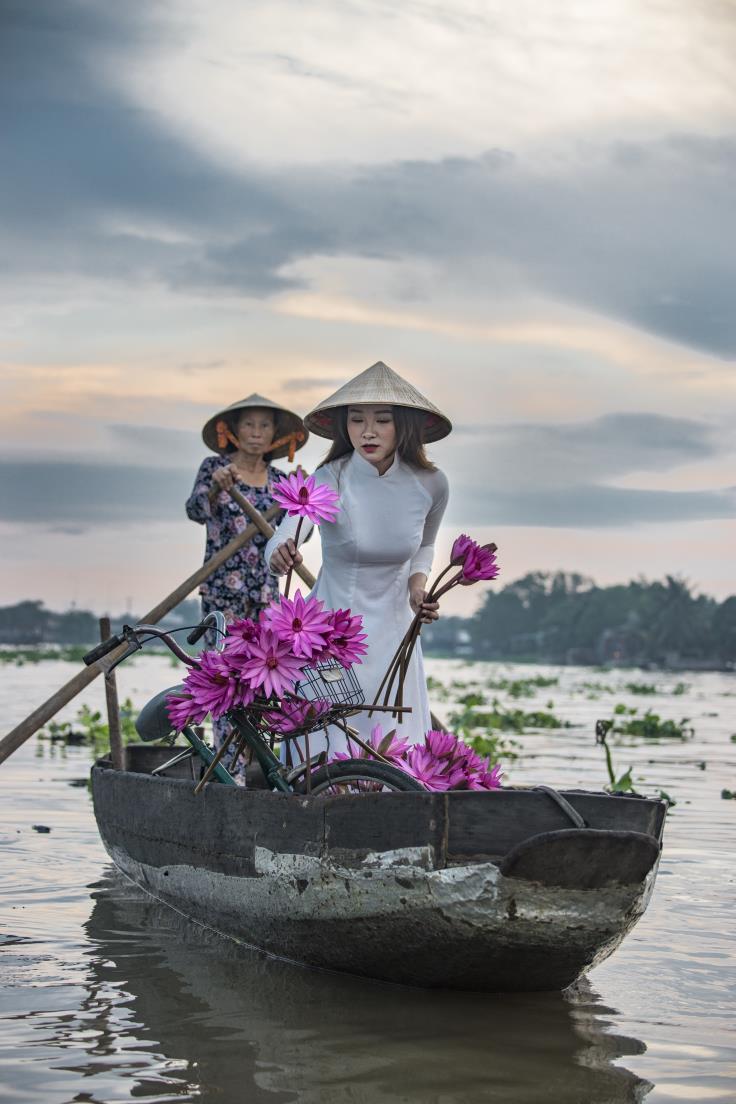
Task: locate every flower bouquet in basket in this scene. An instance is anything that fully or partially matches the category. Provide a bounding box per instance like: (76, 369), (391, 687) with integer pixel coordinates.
(166, 589), (370, 777)
(371, 535), (500, 715)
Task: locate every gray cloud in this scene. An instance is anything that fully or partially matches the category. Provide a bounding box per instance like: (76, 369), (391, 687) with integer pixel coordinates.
(450, 484), (736, 528)
(1, 415), (733, 531)
(451, 412), (720, 489)
(0, 458), (191, 527)
(2, 3), (736, 354)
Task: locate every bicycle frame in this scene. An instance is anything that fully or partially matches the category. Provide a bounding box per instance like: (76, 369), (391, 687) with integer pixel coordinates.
(225, 708), (292, 794)
(86, 616), (412, 794)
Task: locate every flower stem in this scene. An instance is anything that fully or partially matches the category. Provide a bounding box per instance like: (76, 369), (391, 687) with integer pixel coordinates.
(283, 516), (304, 599)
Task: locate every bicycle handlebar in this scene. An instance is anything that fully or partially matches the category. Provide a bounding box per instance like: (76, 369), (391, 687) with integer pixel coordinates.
(83, 634), (125, 666)
(84, 622), (202, 670)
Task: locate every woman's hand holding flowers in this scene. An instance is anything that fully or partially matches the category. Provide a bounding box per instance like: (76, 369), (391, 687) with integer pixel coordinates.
(409, 576), (440, 623)
(269, 539), (303, 576)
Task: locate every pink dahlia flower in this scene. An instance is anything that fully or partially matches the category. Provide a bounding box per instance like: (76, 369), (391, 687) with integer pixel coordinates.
(324, 607), (368, 667)
(238, 625), (308, 698)
(263, 590), (332, 660)
(263, 696), (332, 734)
(272, 470), (340, 524)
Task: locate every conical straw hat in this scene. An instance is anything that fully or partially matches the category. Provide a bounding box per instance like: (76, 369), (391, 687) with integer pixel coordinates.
(202, 393), (308, 459)
(304, 362), (452, 443)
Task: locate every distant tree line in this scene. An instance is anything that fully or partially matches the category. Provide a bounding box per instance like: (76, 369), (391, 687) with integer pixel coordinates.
(2, 580), (735, 669)
(422, 572), (736, 669)
(0, 599), (201, 646)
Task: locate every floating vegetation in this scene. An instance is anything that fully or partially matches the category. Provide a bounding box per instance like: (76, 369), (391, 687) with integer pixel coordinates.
(626, 682), (659, 695)
(449, 696), (571, 740)
(721, 789), (735, 801)
(38, 699), (141, 755)
(581, 680), (617, 695)
(595, 720), (677, 804)
(0, 645), (93, 665)
(485, 675), (560, 699)
(672, 681), (690, 696)
(610, 704), (694, 740)
(595, 720), (635, 793)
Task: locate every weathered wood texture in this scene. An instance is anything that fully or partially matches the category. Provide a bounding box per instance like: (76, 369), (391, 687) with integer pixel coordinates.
(100, 616), (124, 770)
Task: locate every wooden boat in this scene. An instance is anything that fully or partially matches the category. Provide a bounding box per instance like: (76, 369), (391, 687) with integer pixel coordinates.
(91, 744), (666, 992)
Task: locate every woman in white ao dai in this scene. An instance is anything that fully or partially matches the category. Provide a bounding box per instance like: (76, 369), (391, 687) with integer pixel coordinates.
(265, 362), (451, 757)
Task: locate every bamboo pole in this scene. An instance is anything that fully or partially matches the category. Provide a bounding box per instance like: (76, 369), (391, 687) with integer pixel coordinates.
(99, 616), (124, 771)
(225, 487), (315, 589)
(0, 504), (283, 766)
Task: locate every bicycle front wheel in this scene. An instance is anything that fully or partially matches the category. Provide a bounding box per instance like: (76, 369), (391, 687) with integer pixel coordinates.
(297, 758), (424, 796)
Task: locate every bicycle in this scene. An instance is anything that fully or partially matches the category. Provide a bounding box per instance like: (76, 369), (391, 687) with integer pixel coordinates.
(83, 612), (424, 796)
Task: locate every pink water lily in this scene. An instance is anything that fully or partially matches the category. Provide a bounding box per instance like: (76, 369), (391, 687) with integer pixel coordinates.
(169, 650), (255, 726)
(272, 470), (340, 524)
(404, 745), (461, 790)
(222, 616), (261, 659)
(335, 722), (412, 763)
(460, 542), (499, 584)
(166, 690), (202, 731)
(263, 590), (333, 659)
(450, 533), (474, 565)
(263, 696), (332, 734)
(324, 607), (368, 667)
(329, 727), (503, 793)
(238, 624), (308, 698)
(466, 762), (504, 790)
(425, 729), (460, 759)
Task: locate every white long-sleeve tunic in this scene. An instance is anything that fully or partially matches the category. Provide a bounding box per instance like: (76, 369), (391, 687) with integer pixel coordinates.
(264, 450), (449, 756)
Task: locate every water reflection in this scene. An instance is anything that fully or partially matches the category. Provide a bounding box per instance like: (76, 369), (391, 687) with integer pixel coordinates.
(69, 871), (652, 1103)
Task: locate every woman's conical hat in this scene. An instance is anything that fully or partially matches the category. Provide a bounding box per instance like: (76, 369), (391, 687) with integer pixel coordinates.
(304, 362), (452, 442)
(202, 394), (308, 459)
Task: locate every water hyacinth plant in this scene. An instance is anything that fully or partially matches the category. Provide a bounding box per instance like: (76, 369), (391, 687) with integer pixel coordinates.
(334, 724), (503, 792)
(271, 470), (341, 597)
(165, 591), (365, 733)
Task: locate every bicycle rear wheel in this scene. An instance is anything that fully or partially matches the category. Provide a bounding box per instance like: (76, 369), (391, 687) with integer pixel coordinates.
(297, 758), (424, 795)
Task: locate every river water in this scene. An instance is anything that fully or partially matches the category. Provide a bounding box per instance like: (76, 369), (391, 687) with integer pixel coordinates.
(1, 657), (734, 1103)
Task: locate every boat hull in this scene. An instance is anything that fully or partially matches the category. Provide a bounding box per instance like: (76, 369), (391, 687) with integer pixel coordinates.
(91, 752), (665, 991)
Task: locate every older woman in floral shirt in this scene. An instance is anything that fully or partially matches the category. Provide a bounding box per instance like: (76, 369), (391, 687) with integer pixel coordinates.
(186, 393), (307, 773)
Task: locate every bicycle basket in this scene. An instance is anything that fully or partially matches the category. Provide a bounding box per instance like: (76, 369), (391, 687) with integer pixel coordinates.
(293, 660), (363, 708)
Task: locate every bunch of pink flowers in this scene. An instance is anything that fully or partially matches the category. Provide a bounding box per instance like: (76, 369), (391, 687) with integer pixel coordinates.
(373, 533), (500, 714)
(167, 589), (367, 731)
(335, 724), (503, 792)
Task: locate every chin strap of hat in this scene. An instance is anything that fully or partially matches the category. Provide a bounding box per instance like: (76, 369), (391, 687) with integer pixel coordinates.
(215, 419), (241, 451)
(271, 430), (306, 462)
(215, 421), (305, 461)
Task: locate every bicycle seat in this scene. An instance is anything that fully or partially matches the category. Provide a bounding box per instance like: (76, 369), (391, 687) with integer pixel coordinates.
(135, 685), (187, 742)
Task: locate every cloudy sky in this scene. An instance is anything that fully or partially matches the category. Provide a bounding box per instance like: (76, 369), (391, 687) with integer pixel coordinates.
(1, 0), (734, 616)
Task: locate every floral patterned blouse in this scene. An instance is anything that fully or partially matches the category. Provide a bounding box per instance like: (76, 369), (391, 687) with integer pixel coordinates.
(185, 455), (286, 620)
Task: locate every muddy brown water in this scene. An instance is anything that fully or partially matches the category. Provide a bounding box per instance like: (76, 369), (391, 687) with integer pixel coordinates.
(1, 656), (734, 1103)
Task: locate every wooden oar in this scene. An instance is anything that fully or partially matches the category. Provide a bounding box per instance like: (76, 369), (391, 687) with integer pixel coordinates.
(224, 486), (315, 590)
(0, 505), (283, 767)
